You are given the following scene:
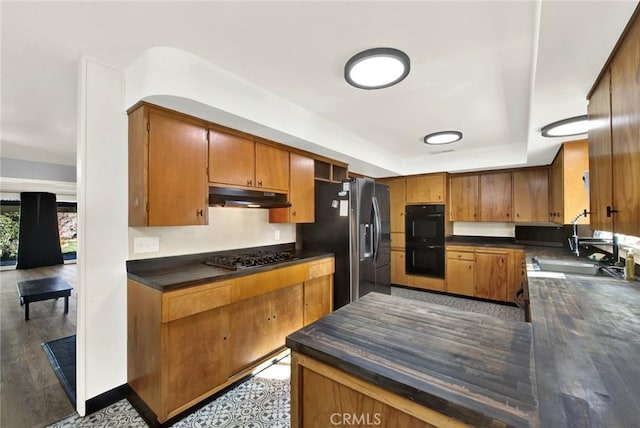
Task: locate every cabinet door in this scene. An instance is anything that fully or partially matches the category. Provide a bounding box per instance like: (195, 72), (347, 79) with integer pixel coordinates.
(475, 250), (508, 301)
(391, 250), (409, 286)
(303, 276), (332, 325)
(507, 249), (526, 304)
(479, 172), (512, 222)
(148, 109), (208, 226)
(228, 294), (273, 375)
(513, 169), (549, 222)
(268, 284), (303, 354)
(446, 257), (475, 297)
(255, 143), (289, 191)
(588, 70), (614, 232)
(405, 173), (445, 203)
(548, 150), (564, 223)
(561, 140), (590, 224)
(165, 306), (230, 413)
(386, 178), (406, 233)
(290, 153), (314, 222)
(611, 26), (640, 237)
(270, 153), (314, 223)
(208, 129), (255, 187)
(449, 175), (478, 221)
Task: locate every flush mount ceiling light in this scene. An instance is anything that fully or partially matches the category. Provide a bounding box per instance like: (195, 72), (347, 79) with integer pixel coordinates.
(344, 47), (410, 89)
(424, 131), (463, 145)
(541, 115), (589, 137)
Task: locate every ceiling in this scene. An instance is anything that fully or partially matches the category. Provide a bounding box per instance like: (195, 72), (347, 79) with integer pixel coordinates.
(1, 1), (637, 180)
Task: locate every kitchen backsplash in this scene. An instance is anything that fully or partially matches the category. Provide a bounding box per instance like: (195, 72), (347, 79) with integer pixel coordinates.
(128, 206), (296, 259)
(452, 222), (515, 238)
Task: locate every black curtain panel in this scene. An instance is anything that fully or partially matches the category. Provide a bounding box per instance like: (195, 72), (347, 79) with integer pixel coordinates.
(16, 192), (64, 269)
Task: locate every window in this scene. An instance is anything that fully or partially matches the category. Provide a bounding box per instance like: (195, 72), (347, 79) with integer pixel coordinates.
(0, 200), (20, 266)
(0, 199), (77, 267)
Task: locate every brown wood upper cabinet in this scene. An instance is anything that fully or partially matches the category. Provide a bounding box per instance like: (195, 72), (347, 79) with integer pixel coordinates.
(128, 104), (208, 226)
(405, 173), (446, 203)
(382, 177), (406, 233)
(587, 10), (640, 237)
(449, 174), (478, 221)
(512, 168), (549, 222)
(449, 172), (512, 222)
(548, 140), (589, 225)
(269, 152), (315, 223)
(208, 129), (289, 192)
(479, 172), (512, 221)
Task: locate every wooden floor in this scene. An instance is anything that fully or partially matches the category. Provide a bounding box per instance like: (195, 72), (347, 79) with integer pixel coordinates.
(1, 263), (77, 428)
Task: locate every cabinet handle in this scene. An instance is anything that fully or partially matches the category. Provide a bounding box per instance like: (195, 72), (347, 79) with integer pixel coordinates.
(196, 209), (203, 217)
(516, 213), (520, 218)
(258, 180), (263, 187)
(606, 206), (618, 217)
(247, 179), (253, 186)
(506, 213), (510, 218)
(292, 211), (297, 216)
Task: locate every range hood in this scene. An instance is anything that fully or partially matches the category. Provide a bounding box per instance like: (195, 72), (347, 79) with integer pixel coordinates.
(208, 187), (291, 208)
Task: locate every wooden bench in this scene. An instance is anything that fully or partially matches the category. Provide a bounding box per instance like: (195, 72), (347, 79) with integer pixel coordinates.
(16, 277), (73, 321)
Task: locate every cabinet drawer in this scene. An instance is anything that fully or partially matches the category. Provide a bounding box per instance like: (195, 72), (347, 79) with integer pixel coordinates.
(446, 250), (474, 261)
(308, 258), (335, 279)
(163, 281), (234, 322)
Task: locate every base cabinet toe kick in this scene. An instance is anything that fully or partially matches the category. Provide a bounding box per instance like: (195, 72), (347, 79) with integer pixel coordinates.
(127, 256), (334, 424)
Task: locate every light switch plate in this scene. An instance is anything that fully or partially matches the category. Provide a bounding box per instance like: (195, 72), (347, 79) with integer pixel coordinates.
(274, 230), (281, 240)
(134, 237), (160, 253)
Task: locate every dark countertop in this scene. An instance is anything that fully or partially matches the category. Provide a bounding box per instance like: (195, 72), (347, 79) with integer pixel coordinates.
(287, 242), (640, 427)
(126, 248), (334, 292)
(446, 235), (525, 249)
(524, 248), (640, 427)
(286, 292), (538, 428)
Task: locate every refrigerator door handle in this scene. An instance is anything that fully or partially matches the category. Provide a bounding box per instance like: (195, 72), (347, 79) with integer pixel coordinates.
(372, 196), (382, 264)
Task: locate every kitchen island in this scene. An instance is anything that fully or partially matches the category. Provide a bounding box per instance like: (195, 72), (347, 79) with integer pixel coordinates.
(287, 246), (640, 427)
(286, 292), (538, 428)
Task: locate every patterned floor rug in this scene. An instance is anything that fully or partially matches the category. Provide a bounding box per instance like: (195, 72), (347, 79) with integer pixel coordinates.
(47, 289), (522, 427)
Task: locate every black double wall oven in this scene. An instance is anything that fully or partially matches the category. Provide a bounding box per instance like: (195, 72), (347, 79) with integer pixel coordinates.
(405, 204), (445, 278)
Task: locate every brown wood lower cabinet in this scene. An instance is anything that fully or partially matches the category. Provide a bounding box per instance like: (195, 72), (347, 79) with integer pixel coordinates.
(128, 257), (334, 424)
(475, 249), (508, 301)
(291, 352), (465, 428)
(445, 246), (523, 304)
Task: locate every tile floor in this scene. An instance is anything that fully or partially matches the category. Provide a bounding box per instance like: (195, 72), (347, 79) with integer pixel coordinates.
(47, 287), (524, 427)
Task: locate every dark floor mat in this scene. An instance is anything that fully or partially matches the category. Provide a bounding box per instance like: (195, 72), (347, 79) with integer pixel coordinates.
(42, 335), (76, 407)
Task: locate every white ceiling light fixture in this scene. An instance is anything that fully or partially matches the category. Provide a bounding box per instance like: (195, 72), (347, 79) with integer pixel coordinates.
(344, 47), (410, 89)
(424, 131), (463, 145)
(541, 115), (589, 137)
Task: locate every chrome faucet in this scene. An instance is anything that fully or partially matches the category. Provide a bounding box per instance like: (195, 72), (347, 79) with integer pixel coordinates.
(568, 209), (618, 262)
(568, 209), (589, 256)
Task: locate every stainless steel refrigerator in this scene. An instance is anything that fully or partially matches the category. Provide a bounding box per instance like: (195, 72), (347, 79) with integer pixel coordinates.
(301, 178), (391, 309)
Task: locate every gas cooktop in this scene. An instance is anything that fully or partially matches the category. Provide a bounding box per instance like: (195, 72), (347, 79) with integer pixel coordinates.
(204, 251), (296, 270)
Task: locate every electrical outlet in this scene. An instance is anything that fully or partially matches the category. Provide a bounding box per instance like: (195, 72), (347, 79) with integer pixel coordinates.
(134, 237), (160, 253)
(274, 230), (281, 241)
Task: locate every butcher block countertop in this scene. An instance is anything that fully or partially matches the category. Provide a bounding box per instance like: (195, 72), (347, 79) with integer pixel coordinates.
(286, 292), (539, 428)
(288, 245), (640, 427)
(527, 270), (640, 427)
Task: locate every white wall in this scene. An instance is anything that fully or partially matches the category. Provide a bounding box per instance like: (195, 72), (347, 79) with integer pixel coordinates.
(129, 207), (295, 259)
(76, 57), (128, 414)
(453, 222), (515, 238)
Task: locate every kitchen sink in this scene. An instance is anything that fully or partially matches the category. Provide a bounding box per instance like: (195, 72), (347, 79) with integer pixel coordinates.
(534, 258), (600, 275)
(533, 258), (624, 279)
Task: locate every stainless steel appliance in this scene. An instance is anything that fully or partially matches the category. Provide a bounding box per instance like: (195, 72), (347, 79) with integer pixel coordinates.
(405, 204), (445, 278)
(301, 178), (391, 309)
(204, 250), (295, 270)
